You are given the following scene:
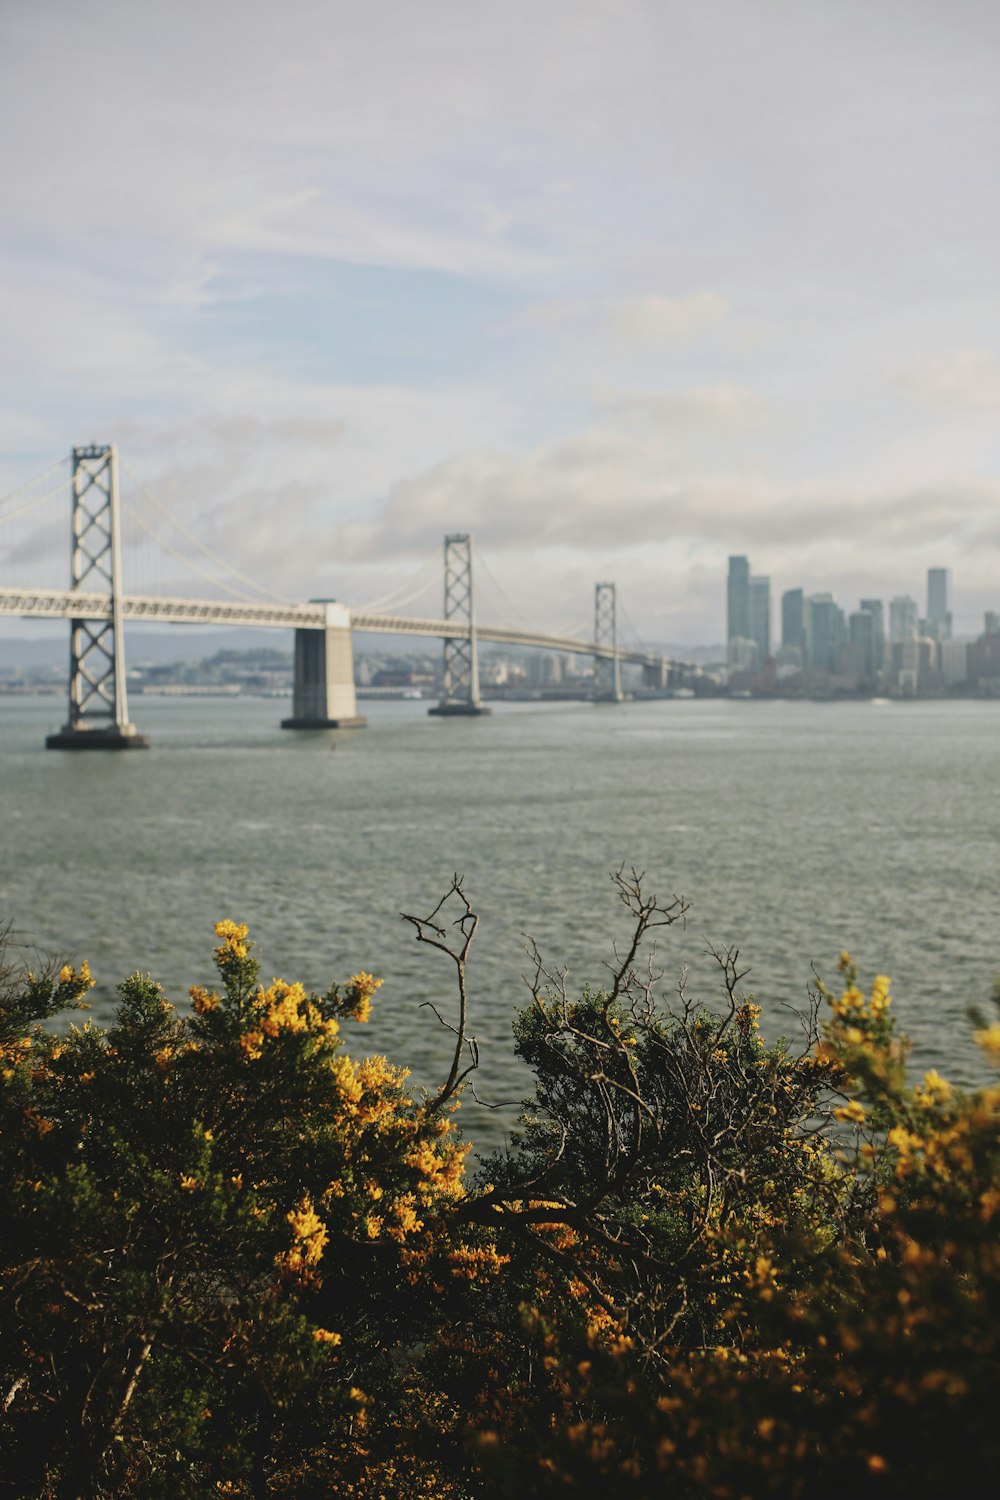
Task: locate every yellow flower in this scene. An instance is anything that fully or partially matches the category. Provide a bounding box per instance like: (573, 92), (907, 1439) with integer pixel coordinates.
(214, 919), (249, 960)
(57, 960), (95, 991)
(282, 1196), (328, 1272)
(974, 1024), (1000, 1063)
(346, 971), (383, 1023)
(916, 1069), (952, 1107)
(313, 1327), (341, 1345)
(833, 1100), (866, 1124)
(240, 1031), (264, 1061)
(189, 986), (219, 1015)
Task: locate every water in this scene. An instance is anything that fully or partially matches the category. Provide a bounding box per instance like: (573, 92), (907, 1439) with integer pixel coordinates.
(2, 693), (998, 1151)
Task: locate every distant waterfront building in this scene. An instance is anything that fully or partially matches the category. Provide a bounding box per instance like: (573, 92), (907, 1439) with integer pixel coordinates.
(749, 576), (771, 662)
(927, 568), (950, 623)
(782, 588), (806, 656)
(849, 610), (878, 685)
(985, 612), (1000, 637)
(940, 638), (969, 688)
(891, 636), (939, 695)
(806, 593), (846, 672)
(889, 596), (919, 643)
(727, 636), (760, 672)
(859, 599), (885, 672)
(727, 556), (751, 645)
(926, 568), (952, 641)
(971, 630), (1000, 687)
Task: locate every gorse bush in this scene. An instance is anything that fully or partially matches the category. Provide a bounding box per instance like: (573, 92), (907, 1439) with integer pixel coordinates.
(0, 876), (997, 1498)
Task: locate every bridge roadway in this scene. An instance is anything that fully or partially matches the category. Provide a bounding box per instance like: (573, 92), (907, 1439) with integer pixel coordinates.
(0, 587), (666, 670)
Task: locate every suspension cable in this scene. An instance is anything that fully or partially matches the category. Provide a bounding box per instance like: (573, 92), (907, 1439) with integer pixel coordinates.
(125, 505), (266, 603)
(120, 460), (294, 604)
(0, 473), (71, 527)
(471, 538), (533, 627)
(0, 457), (69, 517)
(358, 556), (445, 613)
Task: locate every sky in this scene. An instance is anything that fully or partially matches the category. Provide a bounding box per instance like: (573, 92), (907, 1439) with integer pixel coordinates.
(2, 0), (1000, 643)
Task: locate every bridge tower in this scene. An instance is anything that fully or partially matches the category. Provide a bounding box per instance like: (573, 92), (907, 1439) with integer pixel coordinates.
(429, 534), (489, 717)
(46, 445), (149, 750)
(593, 581), (624, 702)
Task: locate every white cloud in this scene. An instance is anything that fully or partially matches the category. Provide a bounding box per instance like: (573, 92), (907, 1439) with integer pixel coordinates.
(523, 293), (731, 349)
(3, 1), (1000, 643)
(896, 349), (1000, 412)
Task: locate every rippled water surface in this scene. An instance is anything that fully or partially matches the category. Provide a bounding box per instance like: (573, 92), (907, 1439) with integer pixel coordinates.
(2, 693), (998, 1149)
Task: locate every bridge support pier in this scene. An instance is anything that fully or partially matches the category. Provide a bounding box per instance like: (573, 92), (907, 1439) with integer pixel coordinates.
(281, 604), (366, 730)
(46, 444), (149, 751)
(641, 658), (669, 692)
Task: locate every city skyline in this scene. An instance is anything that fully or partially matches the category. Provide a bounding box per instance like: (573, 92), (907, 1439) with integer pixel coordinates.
(726, 558), (979, 650)
(2, 2), (1000, 643)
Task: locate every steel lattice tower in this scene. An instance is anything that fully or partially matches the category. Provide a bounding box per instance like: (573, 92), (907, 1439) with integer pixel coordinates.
(594, 581), (623, 701)
(46, 445), (147, 748)
(428, 533), (489, 715)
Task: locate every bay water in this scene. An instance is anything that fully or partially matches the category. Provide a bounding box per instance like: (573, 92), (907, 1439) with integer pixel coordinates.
(2, 693), (997, 1151)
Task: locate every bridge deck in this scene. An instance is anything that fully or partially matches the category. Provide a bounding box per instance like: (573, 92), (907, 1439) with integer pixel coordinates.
(0, 587), (665, 668)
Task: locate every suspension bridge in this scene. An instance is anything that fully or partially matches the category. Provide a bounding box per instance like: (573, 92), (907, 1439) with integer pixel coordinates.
(0, 445), (682, 748)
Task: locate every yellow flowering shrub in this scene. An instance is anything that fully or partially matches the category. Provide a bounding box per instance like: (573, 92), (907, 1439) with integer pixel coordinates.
(0, 920), (480, 1498)
(3, 884), (997, 1500)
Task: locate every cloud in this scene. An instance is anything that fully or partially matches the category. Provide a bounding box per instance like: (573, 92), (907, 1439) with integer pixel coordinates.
(523, 293), (731, 349)
(896, 349), (1000, 412)
(3, 0), (1000, 644)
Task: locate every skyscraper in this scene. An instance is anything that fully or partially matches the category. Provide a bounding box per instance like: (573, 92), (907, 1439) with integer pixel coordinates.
(782, 588), (806, 656)
(859, 599), (885, 676)
(806, 594), (846, 672)
(927, 568), (951, 641)
(727, 556), (750, 644)
(889, 596), (919, 643)
(849, 610), (877, 684)
(749, 576), (771, 662)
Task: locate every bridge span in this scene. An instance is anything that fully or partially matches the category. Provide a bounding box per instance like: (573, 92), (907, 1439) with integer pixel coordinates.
(1, 445), (680, 748)
(0, 587), (662, 668)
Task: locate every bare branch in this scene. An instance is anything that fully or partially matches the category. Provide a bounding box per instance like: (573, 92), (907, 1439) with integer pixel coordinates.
(401, 875), (480, 1114)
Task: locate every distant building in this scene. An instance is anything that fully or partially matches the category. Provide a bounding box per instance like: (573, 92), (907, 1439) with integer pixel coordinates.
(985, 612), (1000, 637)
(927, 568), (952, 641)
(859, 599), (885, 673)
(970, 631), (1000, 686)
(749, 576), (771, 662)
(848, 610), (878, 685)
(805, 593), (846, 672)
(782, 588), (806, 656)
(727, 556), (751, 645)
(890, 637), (939, 695)
(727, 636), (759, 672)
(940, 638), (968, 687)
(889, 596), (919, 643)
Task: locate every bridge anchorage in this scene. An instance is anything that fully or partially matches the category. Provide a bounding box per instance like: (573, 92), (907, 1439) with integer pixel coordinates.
(45, 445), (149, 750)
(428, 534), (490, 717)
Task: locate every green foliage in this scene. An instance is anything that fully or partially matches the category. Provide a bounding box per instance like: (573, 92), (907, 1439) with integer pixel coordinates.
(1, 882), (998, 1499)
(0, 923), (470, 1498)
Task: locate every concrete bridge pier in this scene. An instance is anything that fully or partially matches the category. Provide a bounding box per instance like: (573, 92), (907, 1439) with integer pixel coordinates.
(281, 603), (367, 730)
(642, 657), (669, 692)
